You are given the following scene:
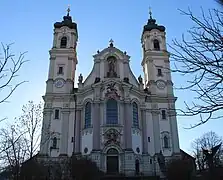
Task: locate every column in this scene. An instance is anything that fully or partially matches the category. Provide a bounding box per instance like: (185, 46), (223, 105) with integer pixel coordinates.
(75, 110), (81, 153)
(120, 102), (125, 149)
(92, 102), (100, 150)
(152, 111), (161, 153)
(40, 110), (52, 155)
(60, 111), (70, 155)
(124, 102), (132, 150)
(141, 109), (148, 153)
(70, 33), (75, 48)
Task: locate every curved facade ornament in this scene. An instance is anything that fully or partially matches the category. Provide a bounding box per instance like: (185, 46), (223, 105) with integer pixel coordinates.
(104, 128), (121, 146)
(105, 83), (120, 100)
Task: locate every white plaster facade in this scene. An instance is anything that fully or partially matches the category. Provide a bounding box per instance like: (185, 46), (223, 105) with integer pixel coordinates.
(39, 12), (180, 176)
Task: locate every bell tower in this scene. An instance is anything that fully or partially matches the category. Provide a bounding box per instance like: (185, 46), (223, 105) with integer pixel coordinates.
(40, 7), (78, 156)
(46, 7), (78, 94)
(141, 9), (180, 158)
(141, 10), (173, 96)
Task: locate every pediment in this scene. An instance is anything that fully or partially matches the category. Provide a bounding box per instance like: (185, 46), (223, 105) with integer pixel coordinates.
(93, 46), (130, 61)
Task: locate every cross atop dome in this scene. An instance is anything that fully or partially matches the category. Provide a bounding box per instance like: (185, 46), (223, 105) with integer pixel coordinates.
(149, 7), (153, 19)
(142, 7), (165, 33)
(67, 5), (71, 16)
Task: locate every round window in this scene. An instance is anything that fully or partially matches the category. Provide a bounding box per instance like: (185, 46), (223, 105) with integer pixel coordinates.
(84, 147), (88, 154)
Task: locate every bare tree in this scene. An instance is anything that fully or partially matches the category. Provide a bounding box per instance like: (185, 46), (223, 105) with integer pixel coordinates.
(19, 101), (43, 159)
(0, 125), (27, 180)
(0, 43), (27, 123)
(216, 0), (223, 6)
(0, 43), (27, 104)
(191, 131), (223, 171)
(0, 101), (43, 179)
(170, 8), (223, 127)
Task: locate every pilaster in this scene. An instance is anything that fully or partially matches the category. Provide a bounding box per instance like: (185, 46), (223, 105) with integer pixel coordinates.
(141, 109), (148, 153)
(152, 106), (161, 153)
(40, 109), (52, 155)
(124, 101), (132, 150)
(75, 109), (81, 153)
(123, 150), (135, 176)
(168, 104), (180, 153)
(92, 102), (100, 150)
(60, 110), (70, 156)
(48, 57), (56, 79)
(142, 154), (152, 175)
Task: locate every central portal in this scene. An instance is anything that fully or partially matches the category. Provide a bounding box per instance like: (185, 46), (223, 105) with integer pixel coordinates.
(106, 148), (119, 174)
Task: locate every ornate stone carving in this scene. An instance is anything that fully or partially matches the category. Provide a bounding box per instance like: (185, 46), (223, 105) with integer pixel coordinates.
(63, 103), (69, 108)
(105, 82), (120, 99)
(45, 103), (52, 108)
(138, 75), (143, 84)
(151, 103), (158, 109)
(104, 129), (120, 146)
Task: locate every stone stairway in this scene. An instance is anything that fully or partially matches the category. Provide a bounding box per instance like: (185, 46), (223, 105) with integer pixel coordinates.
(101, 175), (160, 180)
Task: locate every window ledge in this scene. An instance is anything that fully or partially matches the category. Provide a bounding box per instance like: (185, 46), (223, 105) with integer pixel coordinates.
(83, 126), (93, 130)
(54, 118), (60, 120)
(160, 118), (167, 121)
(101, 124), (123, 128)
(163, 147), (171, 151)
(132, 126), (141, 131)
(50, 147), (59, 150)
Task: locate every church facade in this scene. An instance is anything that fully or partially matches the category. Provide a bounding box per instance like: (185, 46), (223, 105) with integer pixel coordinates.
(39, 9), (180, 176)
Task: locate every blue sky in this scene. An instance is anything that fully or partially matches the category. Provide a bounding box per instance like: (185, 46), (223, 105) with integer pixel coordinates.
(0, 0), (222, 153)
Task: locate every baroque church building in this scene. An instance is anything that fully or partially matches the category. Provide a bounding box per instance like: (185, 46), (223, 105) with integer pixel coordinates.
(39, 9), (180, 176)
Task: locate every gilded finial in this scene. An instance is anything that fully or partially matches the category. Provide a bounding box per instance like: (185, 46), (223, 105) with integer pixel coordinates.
(67, 5), (71, 16)
(149, 7), (152, 19)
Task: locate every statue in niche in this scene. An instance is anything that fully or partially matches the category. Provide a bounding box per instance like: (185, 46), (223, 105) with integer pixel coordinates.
(107, 56), (117, 77)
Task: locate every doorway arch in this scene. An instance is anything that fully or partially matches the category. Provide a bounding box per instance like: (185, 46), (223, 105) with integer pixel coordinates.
(106, 148), (119, 174)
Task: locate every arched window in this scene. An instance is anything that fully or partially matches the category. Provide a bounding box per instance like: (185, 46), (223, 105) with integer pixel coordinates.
(106, 99), (118, 124)
(164, 136), (169, 148)
(135, 159), (140, 175)
(107, 148), (118, 155)
(60, 36), (67, 48)
(153, 39), (160, 51)
(84, 102), (91, 128)
(52, 137), (57, 149)
(133, 102), (139, 127)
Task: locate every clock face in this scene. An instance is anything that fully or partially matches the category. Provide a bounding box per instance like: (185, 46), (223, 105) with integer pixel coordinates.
(55, 79), (65, 88)
(156, 80), (166, 89)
